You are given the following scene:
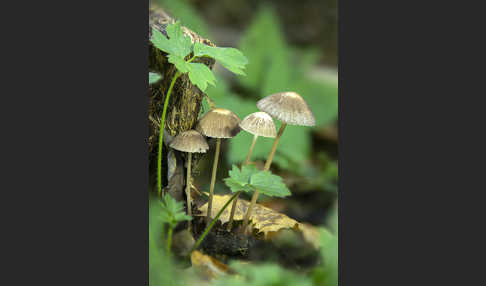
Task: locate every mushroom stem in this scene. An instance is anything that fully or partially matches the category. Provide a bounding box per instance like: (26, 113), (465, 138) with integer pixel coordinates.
(241, 123), (287, 233)
(186, 152), (192, 231)
(264, 123), (287, 171)
(226, 192), (241, 231)
(243, 134), (258, 166)
(206, 137), (221, 224)
(226, 135), (259, 231)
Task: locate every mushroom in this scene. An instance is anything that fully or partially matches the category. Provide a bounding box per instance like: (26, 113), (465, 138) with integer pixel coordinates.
(241, 92), (315, 232)
(170, 130), (209, 231)
(196, 108), (241, 224)
(226, 111), (276, 231)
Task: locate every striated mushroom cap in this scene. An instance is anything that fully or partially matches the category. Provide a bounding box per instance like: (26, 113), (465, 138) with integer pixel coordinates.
(196, 108), (241, 138)
(257, 92), (315, 126)
(239, 112), (277, 138)
(169, 130), (209, 153)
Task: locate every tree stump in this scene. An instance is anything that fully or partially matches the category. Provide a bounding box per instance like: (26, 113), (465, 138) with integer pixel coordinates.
(149, 6), (215, 194)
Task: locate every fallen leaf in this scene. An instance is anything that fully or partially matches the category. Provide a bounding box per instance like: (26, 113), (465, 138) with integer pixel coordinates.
(297, 223), (321, 250)
(190, 250), (232, 280)
(197, 194), (321, 248)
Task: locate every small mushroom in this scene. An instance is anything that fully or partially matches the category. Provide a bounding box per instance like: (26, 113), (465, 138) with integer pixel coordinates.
(170, 130), (209, 231)
(196, 108), (241, 224)
(239, 111), (277, 165)
(241, 92), (315, 232)
(227, 111), (276, 231)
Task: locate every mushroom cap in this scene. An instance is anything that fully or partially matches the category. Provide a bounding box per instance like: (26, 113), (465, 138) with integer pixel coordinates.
(239, 112), (277, 138)
(169, 130), (209, 153)
(256, 92), (316, 126)
(196, 108), (241, 138)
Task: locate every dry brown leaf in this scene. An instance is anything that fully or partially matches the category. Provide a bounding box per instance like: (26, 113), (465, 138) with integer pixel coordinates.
(197, 194), (321, 248)
(190, 250), (231, 280)
(297, 222), (321, 249)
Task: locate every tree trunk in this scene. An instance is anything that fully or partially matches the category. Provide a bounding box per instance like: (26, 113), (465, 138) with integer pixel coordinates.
(148, 6), (215, 194)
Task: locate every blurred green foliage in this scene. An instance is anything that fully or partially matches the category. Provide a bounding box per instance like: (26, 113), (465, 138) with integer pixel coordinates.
(149, 72), (162, 84)
(214, 262), (314, 286)
(149, 199), (181, 286)
(315, 203), (338, 286)
(149, 198), (338, 286)
(156, 0), (211, 38)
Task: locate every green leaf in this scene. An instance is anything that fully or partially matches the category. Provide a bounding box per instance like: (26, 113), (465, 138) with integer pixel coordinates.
(238, 6), (291, 91)
(232, 164), (259, 183)
(174, 212), (192, 222)
(150, 22), (192, 59)
(159, 194), (191, 227)
(167, 54), (192, 73)
(149, 72), (162, 84)
(194, 42), (248, 75)
(166, 21), (193, 58)
(149, 199), (181, 286)
(150, 28), (172, 54)
(223, 165), (259, 193)
(318, 227), (338, 286)
(250, 170), (291, 198)
(213, 262), (313, 286)
(187, 62), (216, 91)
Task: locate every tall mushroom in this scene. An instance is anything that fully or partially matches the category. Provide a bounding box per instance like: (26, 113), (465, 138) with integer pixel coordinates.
(169, 130), (209, 231)
(226, 111), (276, 231)
(196, 108), (241, 224)
(241, 92), (315, 232)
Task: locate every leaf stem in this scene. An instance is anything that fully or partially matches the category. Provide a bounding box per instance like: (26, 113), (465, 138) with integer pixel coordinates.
(191, 192), (240, 253)
(187, 55), (197, 63)
(167, 225), (173, 252)
(157, 71), (181, 196)
(227, 134), (258, 231)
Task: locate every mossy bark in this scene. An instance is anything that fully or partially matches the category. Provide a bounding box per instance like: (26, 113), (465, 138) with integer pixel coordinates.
(149, 6), (215, 193)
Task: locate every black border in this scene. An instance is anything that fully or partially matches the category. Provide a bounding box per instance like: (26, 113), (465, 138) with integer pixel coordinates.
(3, 1), (149, 284)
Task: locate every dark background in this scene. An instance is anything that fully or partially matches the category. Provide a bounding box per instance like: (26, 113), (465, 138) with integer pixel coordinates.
(1, 0), (478, 285)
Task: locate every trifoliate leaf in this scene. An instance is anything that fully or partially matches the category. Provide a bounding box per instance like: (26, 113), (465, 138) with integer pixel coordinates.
(150, 22), (192, 59)
(187, 62), (216, 91)
(250, 170), (291, 198)
(167, 54), (192, 73)
(224, 178), (253, 193)
(166, 21), (193, 58)
(162, 194), (182, 214)
(193, 42), (248, 75)
(223, 164), (259, 193)
(150, 28), (172, 54)
(149, 72), (162, 84)
(159, 194), (191, 228)
(232, 164), (259, 184)
(174, 212), (192, 222)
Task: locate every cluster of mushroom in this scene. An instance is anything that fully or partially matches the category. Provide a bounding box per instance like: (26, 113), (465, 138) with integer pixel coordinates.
(169, 108), (241, 230)
(168, 91), (315, 233)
